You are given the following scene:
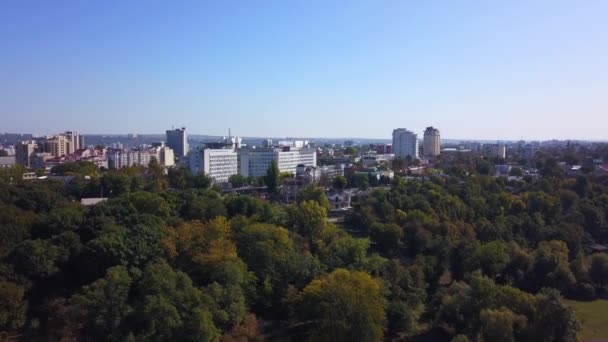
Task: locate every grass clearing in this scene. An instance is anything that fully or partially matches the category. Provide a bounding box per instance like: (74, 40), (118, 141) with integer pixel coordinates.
(565, 299), (608, 341)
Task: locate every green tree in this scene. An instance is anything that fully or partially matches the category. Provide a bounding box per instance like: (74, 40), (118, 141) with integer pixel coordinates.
(332, 175), (348, 190)
(468, 241), (510, 277)
(298, 185), (330, 211)
(288, 200), (328, 244)
(528, 240), (575, 292)
(10, 239), (66, 278)
(294, 269), (386, 341)
(588, 253), (608, 290)
(228, 174), (248, 188)
(265, 160), (280, 198)
(70, 266), (133, 339)
(531, 288), (580, 342)
(480, 307), (527, 342)
(132, 261), (221, 341)
(382, 260), (426, 336)
(0, 281), (27, 331)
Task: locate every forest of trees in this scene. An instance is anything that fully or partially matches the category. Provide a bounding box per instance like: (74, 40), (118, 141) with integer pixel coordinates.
(0, 150), (607, 341)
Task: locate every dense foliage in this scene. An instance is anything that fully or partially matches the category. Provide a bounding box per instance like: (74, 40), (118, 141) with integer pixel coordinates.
(1, 151), (607, 340)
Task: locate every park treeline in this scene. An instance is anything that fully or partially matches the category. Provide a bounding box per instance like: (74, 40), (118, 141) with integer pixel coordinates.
(0, 153), (607, 341)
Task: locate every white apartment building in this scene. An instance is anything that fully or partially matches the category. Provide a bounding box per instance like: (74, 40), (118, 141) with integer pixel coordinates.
(392, 128), (419, 159)
(189, 148), (238, 183)
(423, 126), (441, 157)
(239, 148), (317, 178)
(107, 149), (167, 169)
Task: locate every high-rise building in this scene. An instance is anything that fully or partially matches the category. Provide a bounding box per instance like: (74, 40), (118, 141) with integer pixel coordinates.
(189, 148), (238, 183)
(423, 127), (441, 158)
(166, 127), (188, 158)
(15, 141), (37, 167)
(45, 135), (69, 157)
(239, 147), (317, 178)
(63, 131), (82, 154)
(487, 144), (506, 159)
(392, 128), (419, 159)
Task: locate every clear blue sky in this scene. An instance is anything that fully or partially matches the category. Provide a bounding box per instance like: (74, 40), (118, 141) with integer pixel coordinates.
(1, 1), (607, 140)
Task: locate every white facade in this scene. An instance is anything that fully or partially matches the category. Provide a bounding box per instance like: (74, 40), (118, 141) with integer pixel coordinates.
(158, 147), (175, 167)
(392, 128), (419, 159)
(239, 148), (317, 178)
(423, 127), (441, 157)
(189, 148), (238, 183)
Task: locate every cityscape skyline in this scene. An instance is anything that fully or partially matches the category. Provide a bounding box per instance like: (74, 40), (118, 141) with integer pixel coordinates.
(2, 1), (608, 140)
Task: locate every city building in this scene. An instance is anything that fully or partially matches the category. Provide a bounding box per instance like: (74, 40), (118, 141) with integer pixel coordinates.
(107, 148), (166, 169)
(45, 135), (70, 157)
(239, 147), (317, 178)
(423, 127), (441, 158)
(189, 148), (238, 183)
(166, 127), (189, 158)
(277, 140), (310, 148)
(63, 131), (84, 154)
(262, 139), (273, 148)
(523, 144), (539, 160)
(375, 144), (392, 155)
(392, 128), (419, 159)
(486, 144), (506, 159)
(157, 145), (175, 167)
(30, 153), (53, 169)
(0, 156), (15, 168)
(15, 141), (37, 167)
(361, 152), (395, 166)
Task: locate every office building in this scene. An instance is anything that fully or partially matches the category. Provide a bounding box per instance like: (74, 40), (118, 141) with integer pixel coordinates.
(392, 128), (419, 159)
(189, 148), (238, 183)
(15, 141), (37, 167)
(166, 127), (188, 158)
(239, 147), (317, 178)
(487, 144), (506, 159)
(423, 127), (441, 157)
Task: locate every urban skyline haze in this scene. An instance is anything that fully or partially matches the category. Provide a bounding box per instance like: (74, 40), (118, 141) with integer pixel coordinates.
(1, 1), (607, 140)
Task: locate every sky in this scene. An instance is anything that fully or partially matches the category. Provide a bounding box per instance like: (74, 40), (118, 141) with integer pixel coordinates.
(1, 0), (607, 140)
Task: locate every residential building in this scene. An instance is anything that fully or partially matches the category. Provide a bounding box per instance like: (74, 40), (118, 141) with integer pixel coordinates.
(15, 141), (37, 167)
(423, 126), (441, 157)
(486, 144), (506, 159)
(62, 131), (83, 154)
(166, 127), (188, 158)
(523, 144), (539, 160)
(0, 156), (15, 168)
(45, 135), (69, 157)
(239, 147), (317, 178)
(392, 128), (419, 159)
(189, 148), (238, 183)
(157, 146), (175, 167)
(376, 144), (392, 155)
(361, 152), (395, 166)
